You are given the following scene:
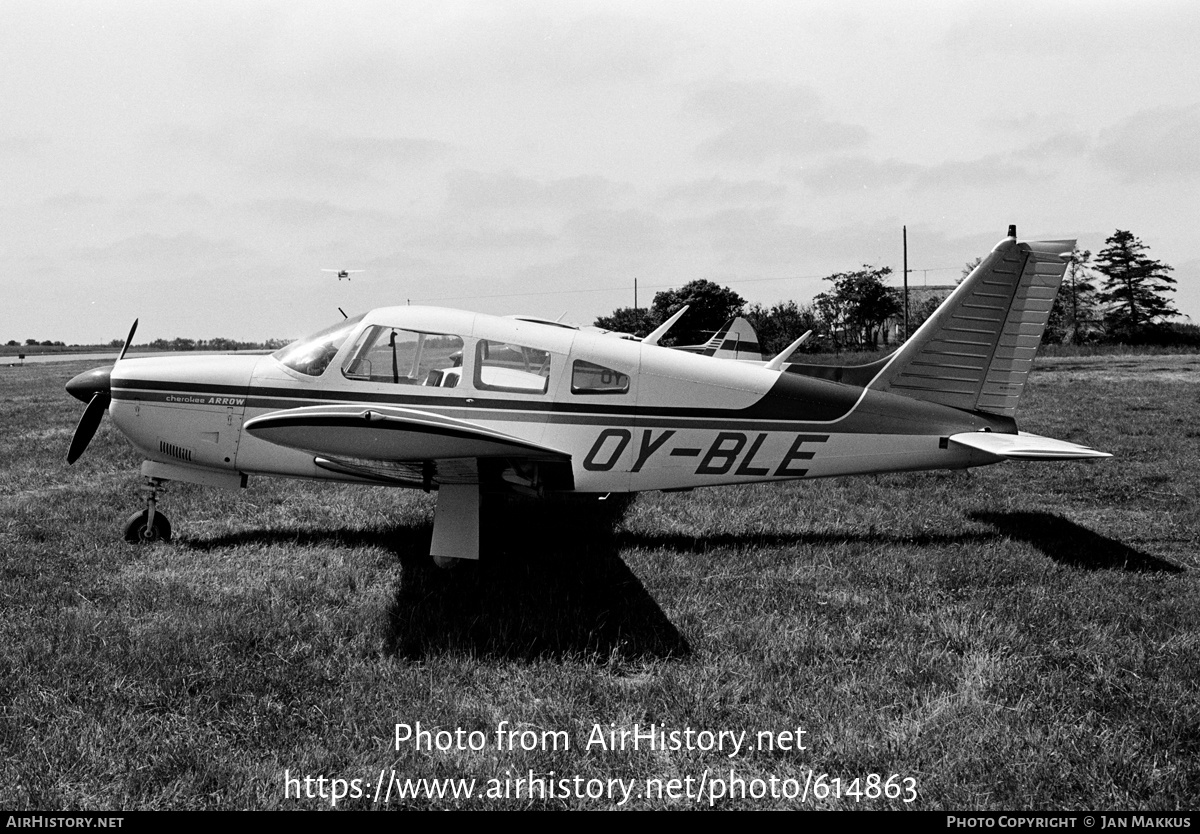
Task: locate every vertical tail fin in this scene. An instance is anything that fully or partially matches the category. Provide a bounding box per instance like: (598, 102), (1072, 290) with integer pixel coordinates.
(868, 232), (1074, 417)
(675, 316), (764, 361)
(707, 316), (763, 361)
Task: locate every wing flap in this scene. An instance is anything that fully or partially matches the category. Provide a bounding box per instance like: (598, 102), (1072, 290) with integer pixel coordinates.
(243, 404), (570, 463)
(949, 431), (1110, 461)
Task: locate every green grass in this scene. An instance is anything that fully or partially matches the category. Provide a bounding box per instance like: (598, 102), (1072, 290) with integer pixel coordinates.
(1, 357), (1197, 810)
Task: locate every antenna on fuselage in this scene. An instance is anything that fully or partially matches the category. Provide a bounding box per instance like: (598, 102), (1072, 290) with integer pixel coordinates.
(764, 331), (813, 371)
(642, 305), (689, 345)
(338, 307), (347, 319)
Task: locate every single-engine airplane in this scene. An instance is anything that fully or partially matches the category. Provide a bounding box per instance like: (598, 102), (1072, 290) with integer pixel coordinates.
(323, 269), (364, 281)
(66, 227), (1109, 565)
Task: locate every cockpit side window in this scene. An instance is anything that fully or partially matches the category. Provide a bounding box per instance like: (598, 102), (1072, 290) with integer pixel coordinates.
(342, 326), (464, 386)
(571, 360), (630, 395)
(273, 314), (365, 377)
(474, 340), (551, 394)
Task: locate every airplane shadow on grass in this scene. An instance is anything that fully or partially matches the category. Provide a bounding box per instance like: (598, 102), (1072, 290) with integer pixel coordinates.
(187, 496), (690, 663)
(381, 495), (690, 662)
(611, 512), (1181, 575)
(970, 511), (1183, 573)
(383, 508), (1179, 661)
(182, 505), (1177, 662)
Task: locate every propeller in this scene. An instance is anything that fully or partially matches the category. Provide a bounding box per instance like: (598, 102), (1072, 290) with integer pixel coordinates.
(66, 319), (137, 464)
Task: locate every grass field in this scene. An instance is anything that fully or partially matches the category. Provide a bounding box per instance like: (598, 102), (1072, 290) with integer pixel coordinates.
(2, 355), (1197, 810)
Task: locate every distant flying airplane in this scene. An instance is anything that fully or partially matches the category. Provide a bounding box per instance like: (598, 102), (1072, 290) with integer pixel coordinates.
(322, 269), (364, 281)
(66, 227), (1109, 566)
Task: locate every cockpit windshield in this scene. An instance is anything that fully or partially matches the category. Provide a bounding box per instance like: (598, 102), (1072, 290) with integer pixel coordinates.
(273, 314), (366, 376)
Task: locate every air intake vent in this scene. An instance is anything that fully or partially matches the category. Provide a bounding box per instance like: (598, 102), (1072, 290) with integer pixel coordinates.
(159, 440), (193, 462)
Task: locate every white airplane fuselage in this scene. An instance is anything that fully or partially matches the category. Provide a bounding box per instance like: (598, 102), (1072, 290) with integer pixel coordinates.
(106, 306), (1005, 498)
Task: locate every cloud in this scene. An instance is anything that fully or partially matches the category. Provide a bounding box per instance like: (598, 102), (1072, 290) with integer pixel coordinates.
(65, 231), (253, 269)
(790, 157), (922, 195)
(261, 4), (681, 99)
(1018, 132), (1091, 160)
(40, 192), (108, 211)
(941, 3), (1200, 58)
(244, 197), (397, 229)
(786, 151), (1039, 195)
(448, 8), (678, 86)
(164, 125), (451, 188)
(656, 177), (787, 206)
(1092, 104), (1200, 182)
(670, 207), (810, 267)
(444, 171), (624, 212)
(562, 208), (664, 254)
(687, 80), (870, 163)
(910, 153), (1036, 191)
(0, 134), (50, 155)
(415, 225), (557, 252)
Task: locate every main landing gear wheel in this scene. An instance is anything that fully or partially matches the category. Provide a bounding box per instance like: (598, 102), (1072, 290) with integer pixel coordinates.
(123, 509), (172, 543)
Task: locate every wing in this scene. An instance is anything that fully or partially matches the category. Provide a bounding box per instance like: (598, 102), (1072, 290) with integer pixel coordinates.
(948, 431), (1110, 461)
(244, 404), (568, 465)
(243, 404), (573, 562)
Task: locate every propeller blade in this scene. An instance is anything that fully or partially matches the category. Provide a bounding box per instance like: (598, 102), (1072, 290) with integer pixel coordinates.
(117, 319), (138, 362)
(67, 391), (111, 464)
(66, 318), (132, 463)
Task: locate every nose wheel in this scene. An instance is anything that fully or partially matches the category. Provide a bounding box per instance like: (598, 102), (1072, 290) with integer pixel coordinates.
(124, 477), (172, 543)
(123, 509), (172, 543)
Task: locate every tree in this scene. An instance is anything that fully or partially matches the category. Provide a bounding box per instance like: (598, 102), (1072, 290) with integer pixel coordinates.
(820, 266), (900, 349)
(1045, 247), (1100, 345)
(909, 293), (946, 334)
(593, 307), (656, 339)
(744, 300), (819, 356)
(812, 289), (849, 353)
(1094, 230), (1177, 342)
(648, 279), (745, 346)
(959, 257), (982, 285)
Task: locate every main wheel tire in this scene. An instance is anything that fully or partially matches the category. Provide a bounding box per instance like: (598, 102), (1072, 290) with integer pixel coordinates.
(123, 509), (172, 544)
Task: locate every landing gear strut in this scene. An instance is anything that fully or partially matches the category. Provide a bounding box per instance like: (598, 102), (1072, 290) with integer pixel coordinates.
(123, 477), (172, 543)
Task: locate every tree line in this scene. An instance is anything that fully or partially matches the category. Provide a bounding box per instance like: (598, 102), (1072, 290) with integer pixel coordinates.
(596, 229), (1189, 355)
(131, 337), (290, 352)
(2, 337), (287, 352)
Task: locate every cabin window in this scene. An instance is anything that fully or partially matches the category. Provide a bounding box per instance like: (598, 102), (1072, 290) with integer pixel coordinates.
(474, 340), (551, 394)
(571, 360), (630, 395)
(273, 314), (365, 377)
(341, 326), (464, 386)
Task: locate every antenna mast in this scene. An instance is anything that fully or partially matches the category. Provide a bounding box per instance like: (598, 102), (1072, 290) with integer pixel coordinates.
(903, 226), (909, 341)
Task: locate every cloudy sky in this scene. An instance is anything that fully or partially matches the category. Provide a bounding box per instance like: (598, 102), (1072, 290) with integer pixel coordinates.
(4, 0), (1197, 345)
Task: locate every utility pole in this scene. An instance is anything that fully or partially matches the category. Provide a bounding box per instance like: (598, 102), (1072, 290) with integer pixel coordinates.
(634, 277), (638, 310)
(903, 225), (909, 341)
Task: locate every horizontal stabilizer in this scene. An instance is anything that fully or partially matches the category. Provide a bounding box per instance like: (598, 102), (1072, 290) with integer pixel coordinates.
(948, 431), (1110, 461)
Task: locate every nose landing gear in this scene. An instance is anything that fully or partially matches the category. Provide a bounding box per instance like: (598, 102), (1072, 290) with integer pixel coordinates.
(123, 476), (172, 543)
